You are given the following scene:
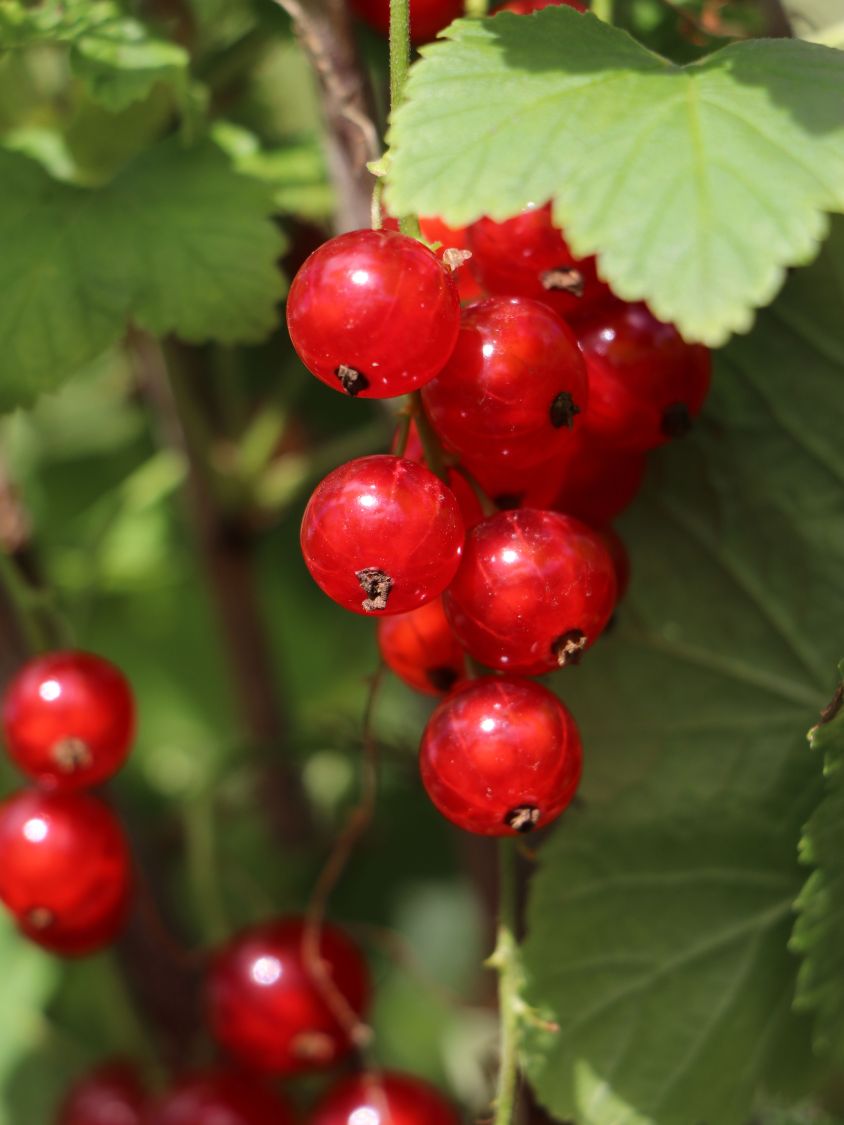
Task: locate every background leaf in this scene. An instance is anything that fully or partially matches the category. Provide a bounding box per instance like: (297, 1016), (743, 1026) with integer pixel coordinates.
(519, 221), (844, 1124)
(791, 666), (844, 1066)
(70, 15), (190, 112)
(385, 10), (844, 345)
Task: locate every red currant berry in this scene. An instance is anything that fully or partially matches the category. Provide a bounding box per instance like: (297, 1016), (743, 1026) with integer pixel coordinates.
(58, 1062), (146, 1125)
(577, 302), (711, 451)
(310, 1071), (460, 1125)
(398, 422), (484, 529)
(597, 526), (630, 602)
(0, 789), (131, 955)
(2, 650), (135, 790)
(422, 297), (587, 468)
(145, 1070), (295, 1125)
(286, 230), (460, 399)
(419, 216), (484, 302)
(497, 0), (586, 12)
(301, 455), (464, 616)
(444, 509), (617, 674)
(461, 450), (563, 512)
(553, 436), (646, 527)
(206, 917), (370, 1075)
(467, 203), (612, 323)
(420, 676), (582, 835)
(350, 0), (464, 42)
(377, 597), (466, 696)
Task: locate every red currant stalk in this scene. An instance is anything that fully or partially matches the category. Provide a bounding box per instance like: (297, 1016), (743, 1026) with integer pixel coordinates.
(311, 1071), (461, 1125)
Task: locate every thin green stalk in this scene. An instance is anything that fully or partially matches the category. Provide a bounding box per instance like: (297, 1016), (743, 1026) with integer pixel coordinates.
(410, 392), (449, 482)
(184, 789), (230, 944)
(0, 552), (43, 654)
(487, 840), (521, 1125)
(389, 0), (423, 238)
(592, 0), (613, 22)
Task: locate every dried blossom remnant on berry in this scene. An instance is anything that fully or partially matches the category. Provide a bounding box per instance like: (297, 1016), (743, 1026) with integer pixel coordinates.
(505, 805), (540, 833)
(552, 629), (587, 667)
(549, 391), (581, 429)
(426, 665), (459, 693)
(541, 266), (584, 296)
(661, 401), (693, 439)
(334, 365), (370, 396)
(51, 737), (94, 773)
(442, 247), (473, 273)
(356, 568), (394, 612)
(26, 906), (55, 930)
(291, 1030), (336, 1063)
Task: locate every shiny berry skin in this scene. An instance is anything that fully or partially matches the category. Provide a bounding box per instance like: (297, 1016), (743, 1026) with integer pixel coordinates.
(553, 436), (647, 527)
(301, 455), (464, 616)
(398, 422), (484, 529)
(577, 302), (711, 451)
(206, 917), (370, 1075)
(467, 203), (612, 323)
(444, 509), (617, 674)
(145, 1070), (296, 1125)
(383, 215), (483, 302)
(286, 230), (460, 399)
(310, 1071), (460, 1125)
(462, 450), (563, 511)
(2, 650), (135, 790)
(598, 526), (631, 602)
(58, 1062), (146, 1125)
(350, 0), (464, 41)
(422, 297), (587, 468)
(377, 597), (466, 696)
(420, 677), (582, 835)
(0, 789), (131, 955)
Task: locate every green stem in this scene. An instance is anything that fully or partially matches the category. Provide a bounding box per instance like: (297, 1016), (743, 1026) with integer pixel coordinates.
(389, 0), (423, 239)
(592, 0), (613, 22)
(184, 790), (230, 944)
(488, 840), (521, 1125)
(410, 392), (449, 482)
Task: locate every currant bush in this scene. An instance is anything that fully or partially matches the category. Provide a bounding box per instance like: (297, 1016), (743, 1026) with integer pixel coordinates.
(1, 650), (135, 791)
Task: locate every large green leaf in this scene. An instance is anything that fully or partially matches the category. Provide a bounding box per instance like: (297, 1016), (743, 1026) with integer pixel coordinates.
(70, 15), (190, 112)
(791, 666), (844, 1065)
(519, 222), (844, 1124)
(385, 10), (844, 345)
(0, 138), (285, 410)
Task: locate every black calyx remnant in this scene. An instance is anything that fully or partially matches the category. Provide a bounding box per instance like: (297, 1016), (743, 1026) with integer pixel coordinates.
(356, 568), (394, 613)
(505, 805), (541, 833)
(494, 493), (524, 510)
(541, 266), (584, 296)
(550, 391), (580, 429)
(552, 629), (587, 667)
(661, 401), (692, 439)
(427, 665), (459, 692)
(335, 365), (370, 396)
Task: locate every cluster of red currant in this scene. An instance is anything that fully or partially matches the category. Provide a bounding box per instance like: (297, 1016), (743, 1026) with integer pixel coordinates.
(349, 0), (588, 44)
(289, 204), (709, 839)
(0, 651), (135, 955)
(0, 657), (457, 1122)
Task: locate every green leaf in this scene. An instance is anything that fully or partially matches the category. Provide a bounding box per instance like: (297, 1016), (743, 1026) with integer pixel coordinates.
(519, 221), (844, 1124)
(385, 10), (844, 345)
(784, 0), (844, 47)
(70, 15), (190, 111)
(0, 0), (113, 46)
(0, 139), (285, 409)
(791, 667), (844, 1065)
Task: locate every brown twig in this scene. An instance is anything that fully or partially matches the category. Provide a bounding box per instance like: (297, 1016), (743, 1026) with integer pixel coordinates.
(132, 330), (315, 850)
(272, 0), (380, 231)
(301, 663), (387, 1053)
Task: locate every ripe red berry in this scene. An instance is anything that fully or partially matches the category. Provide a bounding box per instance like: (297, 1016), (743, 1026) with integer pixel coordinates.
(286, 230), (460, 399)
(57, 1061), (146, 1125)
(597, 526), (631, 602)
(577, 302), (711, 450)
(460, 450), (564, 512)
(311, 1071), (460, 1125)
(377, 597), (466, 696)
(2, 650), (135, 790)
(418, 216), (484, 302)
(420, 677), (582, 835)
(467, 203), (612, 323)
(421, 297), (587, 468)
(350, 0), (464, 42)
(0, 789), (131, 955)
(206, 917), (370, 1075)
(497, 0), (586, 12)
(145, 1070), (295, 1125)
(301, 455), (464, 616)
(553, 436), (646, 527)
(444, 509), (617, 674)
